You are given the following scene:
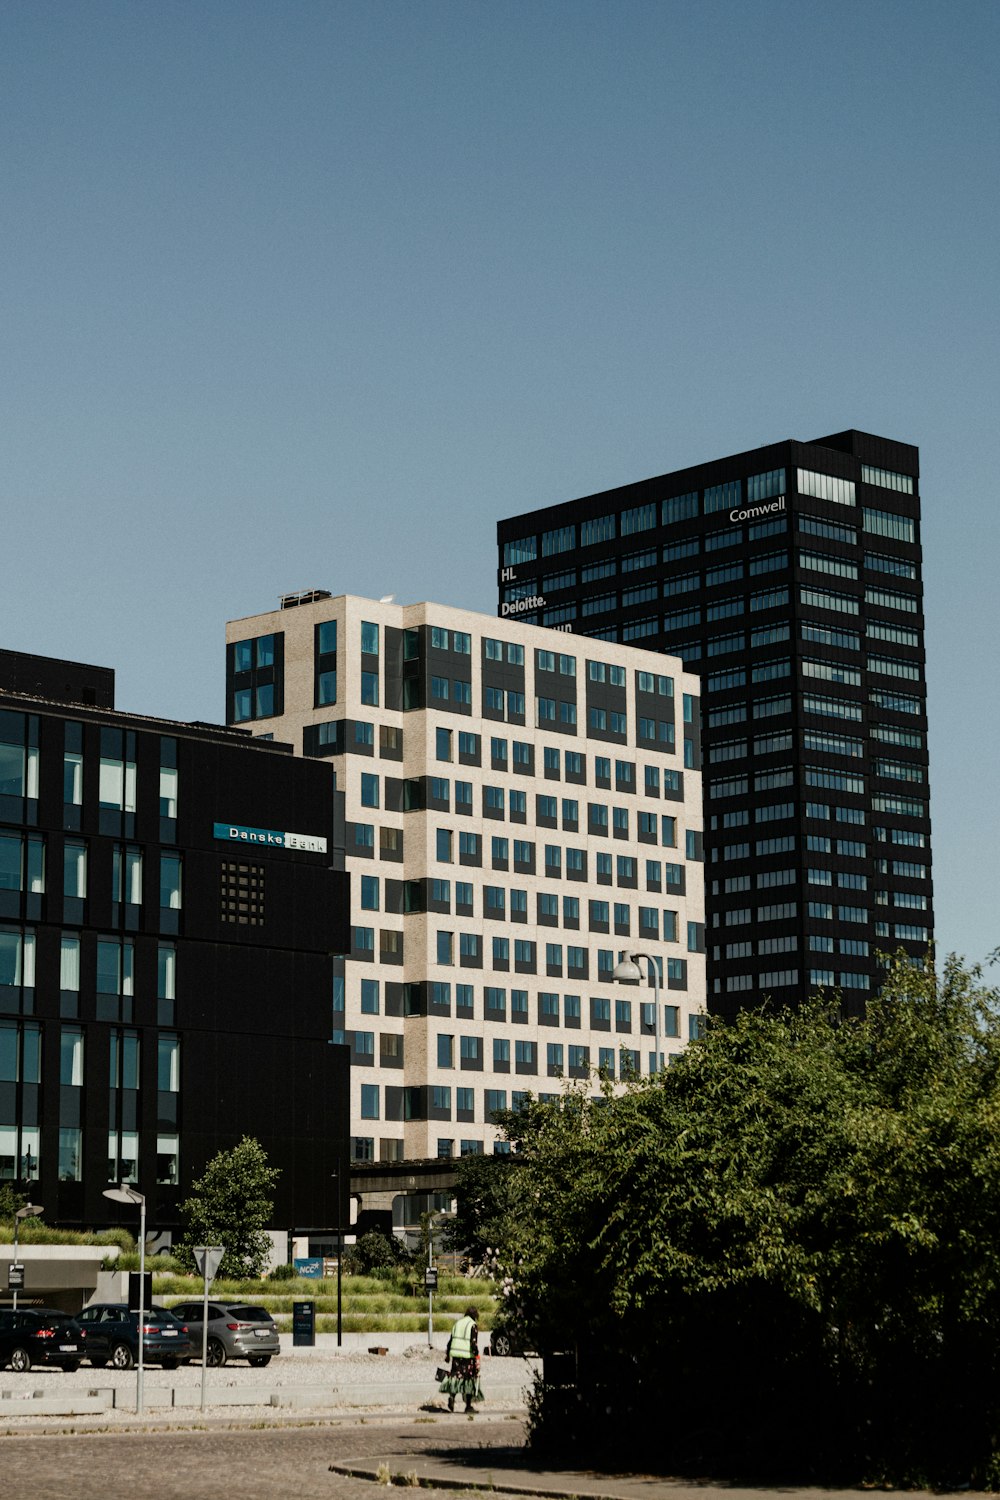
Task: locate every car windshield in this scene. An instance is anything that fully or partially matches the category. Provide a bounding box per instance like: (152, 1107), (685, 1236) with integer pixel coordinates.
(226, 1306), (271, 1322)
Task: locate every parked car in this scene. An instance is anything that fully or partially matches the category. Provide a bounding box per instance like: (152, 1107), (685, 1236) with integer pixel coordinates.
(168, 1301), (280, 1367)
(0, 1308), (85, 1372)
(76, 1303), (193, 1369)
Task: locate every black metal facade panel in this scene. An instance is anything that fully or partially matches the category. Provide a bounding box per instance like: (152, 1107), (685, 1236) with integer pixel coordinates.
(0, 650), (115, 709)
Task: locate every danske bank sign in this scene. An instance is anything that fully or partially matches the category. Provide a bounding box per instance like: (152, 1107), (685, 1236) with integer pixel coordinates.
(213, 822), (328, 854)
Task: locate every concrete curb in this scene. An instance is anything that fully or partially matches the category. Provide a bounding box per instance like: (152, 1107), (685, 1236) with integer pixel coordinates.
(0, 1380), (532, 1417)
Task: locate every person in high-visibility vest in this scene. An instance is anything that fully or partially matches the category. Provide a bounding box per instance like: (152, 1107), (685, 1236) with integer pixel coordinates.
(439, 1304), (483, 1413)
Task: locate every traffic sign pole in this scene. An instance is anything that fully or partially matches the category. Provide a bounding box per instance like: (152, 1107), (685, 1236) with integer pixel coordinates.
(193, 1246), (225, 1412)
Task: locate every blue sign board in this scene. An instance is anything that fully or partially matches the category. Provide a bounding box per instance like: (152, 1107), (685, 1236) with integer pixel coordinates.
(294, 1257), (323, 1279)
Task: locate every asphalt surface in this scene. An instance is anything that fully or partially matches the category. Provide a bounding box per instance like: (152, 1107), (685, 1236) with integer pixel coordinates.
(2, 1411), (986, 1500)
(0, 1350), (988, 1500)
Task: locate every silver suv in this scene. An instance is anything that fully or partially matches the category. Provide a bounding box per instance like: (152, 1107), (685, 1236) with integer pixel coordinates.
(169, 1302), (280, 1367)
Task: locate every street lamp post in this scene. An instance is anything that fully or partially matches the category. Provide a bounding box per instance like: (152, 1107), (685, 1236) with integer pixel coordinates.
(103, 1185), (146, 1414)
(331, 1169), (343, 1348)
(11, 1204), (43, 1312)
(612, 951), (664, 1075)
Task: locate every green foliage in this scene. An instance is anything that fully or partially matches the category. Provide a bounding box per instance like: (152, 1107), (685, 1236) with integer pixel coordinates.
(0, 1221), (133, 1252)
(343, 1229), (412, 1276)
(268, 1262), (298, 1281)
(0, 1184), (27, 1223)
(499, 956), (1000, 1486)
(174, 1136), (279, 1281)
(443, 1150), (531, 1266)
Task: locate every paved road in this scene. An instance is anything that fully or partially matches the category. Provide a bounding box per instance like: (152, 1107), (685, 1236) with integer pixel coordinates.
(2, 1413), (979, 1500)
(1, 1415), (528, 1500)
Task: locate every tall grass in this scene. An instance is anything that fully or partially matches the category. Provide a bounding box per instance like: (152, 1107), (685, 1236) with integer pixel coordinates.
(0, 1224), (133, 1252)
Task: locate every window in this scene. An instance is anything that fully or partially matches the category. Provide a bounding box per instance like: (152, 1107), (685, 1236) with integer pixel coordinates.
(543, 524), (576, 556)
(863, 508), (915, 542)
(866, 552), (917, 580)
(797, 468), (855, 506)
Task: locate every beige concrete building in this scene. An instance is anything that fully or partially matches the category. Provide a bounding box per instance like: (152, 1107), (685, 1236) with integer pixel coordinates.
(225, 592), (706, 1161)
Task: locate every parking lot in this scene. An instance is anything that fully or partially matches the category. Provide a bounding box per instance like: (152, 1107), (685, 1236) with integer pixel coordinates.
(0, 1343), (537, 1427)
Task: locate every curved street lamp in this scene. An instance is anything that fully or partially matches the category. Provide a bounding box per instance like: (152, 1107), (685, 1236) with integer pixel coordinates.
(612, 951), (664, 1075)
(11, 1203), (43, 1312)
(103, 1185), (146, 1414)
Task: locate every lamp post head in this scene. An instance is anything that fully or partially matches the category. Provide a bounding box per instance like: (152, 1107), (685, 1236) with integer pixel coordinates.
(15, 1203), (43, 1222)
(103, 1185), (146, 1208)
(612, 956), (642, 983)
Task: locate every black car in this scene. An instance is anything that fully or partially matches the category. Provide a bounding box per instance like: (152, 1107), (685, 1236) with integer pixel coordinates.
(76, 1303), (194, 1369)
(0, 1307), (85, 1372)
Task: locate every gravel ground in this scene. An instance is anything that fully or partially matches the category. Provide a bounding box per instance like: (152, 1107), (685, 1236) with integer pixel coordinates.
(0, 1345), (537, 1430)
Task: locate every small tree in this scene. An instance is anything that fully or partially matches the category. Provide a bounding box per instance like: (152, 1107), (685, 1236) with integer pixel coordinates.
(443, 1150), (530, 1266)
(344, 1229), (410, 1276)
(0, 1184), (27, 1225)
(176, 1137), (279, 1280)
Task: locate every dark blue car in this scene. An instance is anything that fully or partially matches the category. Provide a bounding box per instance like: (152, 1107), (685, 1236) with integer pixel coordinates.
(76, 1302), (194, 1369)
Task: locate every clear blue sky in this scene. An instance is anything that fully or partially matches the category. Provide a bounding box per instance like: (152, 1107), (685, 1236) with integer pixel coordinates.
(2, 1), (996, 968)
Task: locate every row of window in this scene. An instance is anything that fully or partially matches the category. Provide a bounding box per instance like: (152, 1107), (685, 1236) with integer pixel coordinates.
(503, 466), (916, 565)
(0, 1021), (179, 1091)
(704, 652), (923, 696)
(354, 904), (699, 967)
(426, 830), (689, 884)
(712, 900), (928, 932)
(0, 835), (182, 910)
(355, 1036), (703, 1138)
(707, 689), (923, 728)
(0, 715), (180, 823)
(510, 535), (918, 607)
(435, 732), (687, 789)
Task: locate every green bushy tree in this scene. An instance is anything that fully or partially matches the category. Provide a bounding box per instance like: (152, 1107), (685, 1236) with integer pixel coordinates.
(175, 1136), (279, 1280)
(444, 1151), (530, 1267)
(344, 1229), (411, 1276)
(0, 1184), (27, 1224)
(497, 955), (1000, 1486)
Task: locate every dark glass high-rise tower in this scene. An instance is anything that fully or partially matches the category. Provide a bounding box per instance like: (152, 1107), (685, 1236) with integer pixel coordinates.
(496, 430), (931, 1019)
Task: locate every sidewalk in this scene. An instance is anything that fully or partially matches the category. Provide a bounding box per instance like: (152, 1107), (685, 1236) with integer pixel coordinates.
(328, 1447), (935, 1500)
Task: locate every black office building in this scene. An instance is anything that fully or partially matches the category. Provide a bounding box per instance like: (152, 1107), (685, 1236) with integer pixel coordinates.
(497, 430), (931, 1018)
(0, 649), (350, 1234)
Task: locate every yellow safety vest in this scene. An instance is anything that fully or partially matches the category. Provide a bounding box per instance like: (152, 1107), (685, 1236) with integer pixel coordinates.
(450, 1315), (475, 1360)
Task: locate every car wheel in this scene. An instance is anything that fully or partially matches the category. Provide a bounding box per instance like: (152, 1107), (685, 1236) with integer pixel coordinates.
(206, 1338), (227, 1368)
(111, 1343), (135, 1370)
(63, 1363), (81, 1374)
(160, 1358), (179, 1370)
(491, 1332), (513, 1357)
(10, 1346), (32, 1373)
(248, 1355), (271, 1367)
